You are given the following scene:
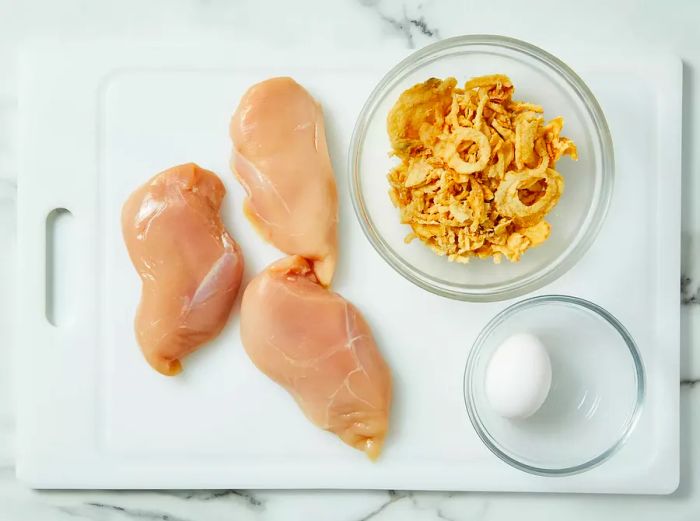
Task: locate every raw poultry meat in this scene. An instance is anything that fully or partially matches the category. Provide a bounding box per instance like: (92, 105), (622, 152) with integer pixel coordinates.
(122, 163), (244, 376)
(230, 77), (338, 287)
(240, 255), (392, 459)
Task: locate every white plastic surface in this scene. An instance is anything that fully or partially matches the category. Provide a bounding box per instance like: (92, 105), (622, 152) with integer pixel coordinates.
(14, 45), (680, 493)
(0, 179), (16, 467)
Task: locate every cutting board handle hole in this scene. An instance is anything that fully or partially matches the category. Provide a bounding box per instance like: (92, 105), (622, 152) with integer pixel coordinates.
(46, 208), (75, 327)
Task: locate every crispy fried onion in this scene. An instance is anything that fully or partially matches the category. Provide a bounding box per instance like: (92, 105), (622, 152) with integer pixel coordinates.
(436, 127), (491, 175)
(495, 168), (564, 227)
(386, 74), (577, 263)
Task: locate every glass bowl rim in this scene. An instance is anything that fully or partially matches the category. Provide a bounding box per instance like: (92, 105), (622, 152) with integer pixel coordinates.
(348, 34), (615, 302)
(463, 294), (646, 476)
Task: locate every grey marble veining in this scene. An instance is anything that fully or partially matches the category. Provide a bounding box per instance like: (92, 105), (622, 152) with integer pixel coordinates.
(355, 0), (442, 49)
(58, 502), (194, 521)
(162, 489), (265, 508)
(682, 276), (699, 305)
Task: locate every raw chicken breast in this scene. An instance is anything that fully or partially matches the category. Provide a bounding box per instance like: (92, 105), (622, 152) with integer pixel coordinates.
(240, 256), (392, 459)
(122, 163), (244, 376)
(230, 77), (338, 287)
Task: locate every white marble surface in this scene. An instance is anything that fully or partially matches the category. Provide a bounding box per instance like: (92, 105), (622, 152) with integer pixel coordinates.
(0, 0), (699, 518)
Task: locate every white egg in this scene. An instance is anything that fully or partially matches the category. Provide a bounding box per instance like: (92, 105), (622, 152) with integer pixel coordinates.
(485, 333), (552, 419)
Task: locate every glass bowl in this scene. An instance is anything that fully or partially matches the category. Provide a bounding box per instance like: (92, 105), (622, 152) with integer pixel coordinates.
(464, 295), (645, 476)
(348, 35), (614, 301)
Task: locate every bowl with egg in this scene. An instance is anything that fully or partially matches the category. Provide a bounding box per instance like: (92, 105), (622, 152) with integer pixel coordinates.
(464, 295), (645, 476)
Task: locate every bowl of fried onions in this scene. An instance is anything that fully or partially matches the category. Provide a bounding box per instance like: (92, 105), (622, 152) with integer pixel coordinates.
(349, 35), (613, 301)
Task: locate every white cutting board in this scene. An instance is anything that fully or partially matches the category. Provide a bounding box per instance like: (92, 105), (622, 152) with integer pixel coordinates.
(13, 44), (680, 493)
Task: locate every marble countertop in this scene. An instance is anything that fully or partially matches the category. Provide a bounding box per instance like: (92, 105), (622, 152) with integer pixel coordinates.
(1, 0), (699, 518)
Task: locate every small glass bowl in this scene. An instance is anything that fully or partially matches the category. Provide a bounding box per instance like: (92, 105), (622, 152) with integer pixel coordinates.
(349, 35), (614, 301)
(464, 295), (645, 476)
